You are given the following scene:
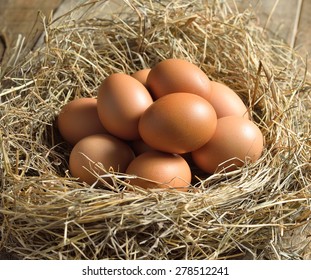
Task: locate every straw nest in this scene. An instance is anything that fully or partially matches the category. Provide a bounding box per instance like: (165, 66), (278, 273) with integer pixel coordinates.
(0, 0), (310, 260)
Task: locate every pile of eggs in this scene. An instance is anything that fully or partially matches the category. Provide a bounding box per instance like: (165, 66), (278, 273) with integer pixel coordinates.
(57, 59), (264, 191)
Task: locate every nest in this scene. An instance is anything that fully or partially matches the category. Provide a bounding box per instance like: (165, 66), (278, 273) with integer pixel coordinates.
(0, 0), (310, 260)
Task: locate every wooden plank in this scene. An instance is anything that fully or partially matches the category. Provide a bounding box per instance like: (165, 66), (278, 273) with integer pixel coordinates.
(0, 0), (63, 63)
(233, 0), (310, 69)
(235, 0), (300, 45)
(295, 0), (311, 68)
(0, 0), (310, 260)
(52, 0), (86, 18)
(0, 0), (11, 61)
(1, 0), (309, 66)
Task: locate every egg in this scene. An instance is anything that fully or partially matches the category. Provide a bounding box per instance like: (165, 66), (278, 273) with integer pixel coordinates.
(207, 81), (249, 119)
(129, 139), (155, 156)
(97, 73), (153, 140)
(57, 98), (108, 146)
(139, 92), (217, 154)
(146, 58), (212, 100)
(192, 116), (264, 173)
(69, 134), (135, 185)
(131, 68), (151, 88)
(126, 151), (191, 191)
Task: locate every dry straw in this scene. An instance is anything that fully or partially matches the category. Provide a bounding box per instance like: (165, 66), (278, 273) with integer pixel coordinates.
(0, 0), (310, 260)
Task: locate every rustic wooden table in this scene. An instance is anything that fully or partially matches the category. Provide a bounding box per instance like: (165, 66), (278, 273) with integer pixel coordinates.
(0, 0), (310, 260)
(0, 0), (310, 67)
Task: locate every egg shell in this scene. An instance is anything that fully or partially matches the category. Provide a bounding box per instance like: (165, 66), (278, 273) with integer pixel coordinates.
(97, 73), (153, 140)
(69, 134), (135, 185)
(129, 139), (155, 156)
(126, 151), (191, 191)
(139, 92), (217, 154)
(146, 58), (212, 100)
(131, 68), (151, 88)
(207, 81), (249, 119)
(57, 97), (108, 146)
(192, 116), (264, 174)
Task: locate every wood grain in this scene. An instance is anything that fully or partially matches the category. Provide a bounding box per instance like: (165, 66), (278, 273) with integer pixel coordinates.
(0, 0), (62, 63)
(0, 0), (310, 260)
(295, 0), (311, 66)
(1, 0), (310, 58)
(0, 0), (310, 59)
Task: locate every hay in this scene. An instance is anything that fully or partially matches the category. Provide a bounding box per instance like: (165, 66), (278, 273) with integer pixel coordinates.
(0, 0), (310, 260)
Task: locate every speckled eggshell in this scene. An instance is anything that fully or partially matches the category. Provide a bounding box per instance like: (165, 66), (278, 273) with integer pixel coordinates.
(192, 116), (264, 174)
(146, 58), (212, 100)
(97, 73), (153, 140)
(126, 151), (191, 191)
(69, 134), (135, 185)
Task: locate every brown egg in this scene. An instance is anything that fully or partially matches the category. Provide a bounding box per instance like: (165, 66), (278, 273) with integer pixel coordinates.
(97, 73), (153, 140)
(131, 68), (151, 87)
(139, 92), (217, 154)
(147, 58), (212, 100)
(126, 151), (191, 191)
(69, 134), (135, 185)
(207, 81), (249, 119)
(57, 98), (108, 146)
(129, 139), (155, 156)
(192, 116), (264, 174)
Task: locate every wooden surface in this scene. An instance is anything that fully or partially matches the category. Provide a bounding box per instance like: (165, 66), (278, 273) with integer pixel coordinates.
(239, 0), (310, 67)
(0, 0), (63, 62)
(0, 0), (310, 65)
(0, 0), (310, 260)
